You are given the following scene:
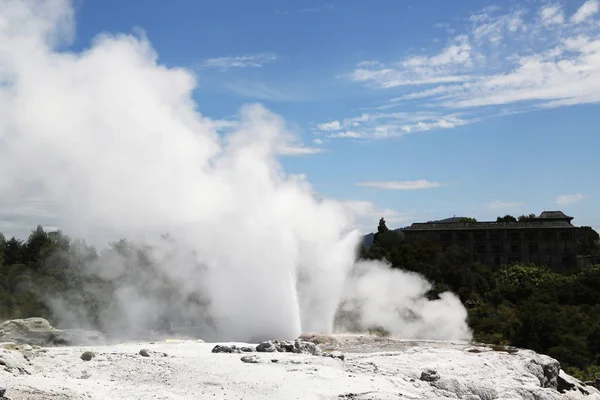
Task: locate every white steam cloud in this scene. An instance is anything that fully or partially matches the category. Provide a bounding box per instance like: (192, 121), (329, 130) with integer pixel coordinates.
(0, 0), (471, 342)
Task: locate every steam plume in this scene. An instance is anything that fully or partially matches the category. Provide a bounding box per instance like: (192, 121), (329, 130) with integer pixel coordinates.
(0, 0), (471, 342)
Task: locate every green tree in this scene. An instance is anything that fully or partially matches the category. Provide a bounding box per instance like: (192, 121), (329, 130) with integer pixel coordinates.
(497, 215), (517, 222)
(457, 217), (477, 223)
(518, 214), (536, 221)
(578, 226), (600, 255)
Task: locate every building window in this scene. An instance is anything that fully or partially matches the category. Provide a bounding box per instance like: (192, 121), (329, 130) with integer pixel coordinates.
(456, 232), (467, 242)
(528, 242), (539, 253)
(440, 233), (452, 242)
(489, 232), (500, 242)
(494, 256), (502, 267)
(562, 255), (574, 267)
(510, 232), (521, 242)
(475, 243), (486, 254)
(511, 243), (521, 254)
(474, 232), (485, 242)
(492, 243), (502, 253)
(560, 231), (571, 240)
(525, 232), (536, 241)
(543, 231), (555, 241)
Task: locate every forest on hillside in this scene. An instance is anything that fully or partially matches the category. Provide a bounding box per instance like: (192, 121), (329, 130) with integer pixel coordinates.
(1, 222), (600, 381)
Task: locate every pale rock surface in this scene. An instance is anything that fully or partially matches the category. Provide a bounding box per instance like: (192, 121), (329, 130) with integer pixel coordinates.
(0, 334), (598, 400)
(0, 318), (104, 347)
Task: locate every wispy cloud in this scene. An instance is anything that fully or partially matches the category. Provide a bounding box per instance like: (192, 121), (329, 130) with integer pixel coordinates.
(539, 4), (565, 26)
(278, 144), (324, 156)
(357, 180), (443, 190)
(487, 200), (525, 210)
(316, 111), (471, 139)
(327, 130), (364, 139)
(317, 120), (342, 131)
(556, 193), (584, 205)
(346, 0), (600, 118)
(225, 81), (299, 101)
(200, 53), (277, 70)
(349, 35), (474, 89)
(572, 0), (599, 23)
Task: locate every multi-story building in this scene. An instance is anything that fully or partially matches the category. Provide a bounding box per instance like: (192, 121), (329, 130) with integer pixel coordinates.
(403, 211), (578, 269)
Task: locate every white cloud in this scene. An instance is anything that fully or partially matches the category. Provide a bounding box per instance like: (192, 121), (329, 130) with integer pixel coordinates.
(487, 201), (525, 210)
(539, 4), (565, 26)
(327, 130), (363, 139)
(349, 35), (474, 88)
(572, 0), (600, 23)
(313, 138), (323, 145)
(556, 193), (584, 205)
(317, 111), (471, 140)
(357, 180), (443, 190)
(401, 36), (473, 68)
(200, 53), (277, 69)
(278, 144), (324, 155)
(317, 120), (342, 131)
(350, 1), (600, 114)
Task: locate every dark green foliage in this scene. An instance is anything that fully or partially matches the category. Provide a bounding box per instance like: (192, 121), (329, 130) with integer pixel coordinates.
(457, 217), (477, 223)
(518, 214), (537, 221)
(361, 219), (600, 375)
(496, 215), (517, 222)
(578, 226), (600, 255)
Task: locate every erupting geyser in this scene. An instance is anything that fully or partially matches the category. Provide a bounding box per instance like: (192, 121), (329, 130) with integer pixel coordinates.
(0, 0), (471, 342)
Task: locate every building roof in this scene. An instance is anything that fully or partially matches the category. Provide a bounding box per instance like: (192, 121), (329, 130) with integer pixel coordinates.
(536, 211), (573, 221)
(404, 210), (576, 231)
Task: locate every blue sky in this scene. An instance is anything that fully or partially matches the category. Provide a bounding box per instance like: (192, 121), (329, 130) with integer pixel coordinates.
(21, 0), (600, 233)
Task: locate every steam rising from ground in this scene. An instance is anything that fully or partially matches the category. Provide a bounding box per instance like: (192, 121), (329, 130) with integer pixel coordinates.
(0, 0), (471, 341)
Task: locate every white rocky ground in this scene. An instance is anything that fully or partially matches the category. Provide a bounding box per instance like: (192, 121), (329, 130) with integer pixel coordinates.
(1, 333), (599, 400)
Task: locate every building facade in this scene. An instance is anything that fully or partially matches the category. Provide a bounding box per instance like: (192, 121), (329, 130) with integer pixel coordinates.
(403, 211), (578, 269)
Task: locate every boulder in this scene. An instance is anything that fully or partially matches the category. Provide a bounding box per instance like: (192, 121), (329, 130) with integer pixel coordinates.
(323, 351), (345, 361)
(240, 355), (260, 364)
(255, 339), (322, 355)
(524, 354), (560, 389)
(0, 318), (104, 347)
(420, 368), (441, 382)
(212, 344), (254, 354)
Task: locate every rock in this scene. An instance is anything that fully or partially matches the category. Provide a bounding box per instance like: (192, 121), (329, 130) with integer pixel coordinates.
(139, 349), (150, 357)
(212, 344), (253, 354)
(0, 318), (104, 347)
(80, 351), (95, 361)
(293, 339), (321, 356)
(299, 332), (339, 347)
(524, 354), (560, 389)
(420, 368), (440, 382)
(559, 370), (592, 395)
(256, 341), (277, 353)
(324, 351), (345, 361)
(585, 378), (600, 391)
(240, 355), (260, 364)
(254, 339), (322, 355)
